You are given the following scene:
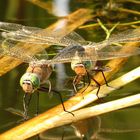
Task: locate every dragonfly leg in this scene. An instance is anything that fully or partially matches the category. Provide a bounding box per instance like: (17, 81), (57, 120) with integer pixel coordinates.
(99, 70), (109, 86)
(73, 74), (84, 94)
(73, 75), (78, 93)
(38, 86), (49, 92)
(94, 69), (115, 89)
(36, 91), (40, 116)
(94, 69), (117, 97)
(100, 70), (119, 90)
(61, 127), (66, 140)
(93, 69), (111, 87)
(38, 86), (53, 98)
(80, 70), (91, 98)
(86, 71), (91, 89)
(54, 90), (74, 116)
(38, 87), (74, 116)
(47, 80), (52, 93)
(23, 94), (27, 120)
(89, 76), (101, 99)
(23, 93), (32, 120)
(83, 75), (86, 87)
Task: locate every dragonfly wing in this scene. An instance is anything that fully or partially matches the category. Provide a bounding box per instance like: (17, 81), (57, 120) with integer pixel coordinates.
(60, 31), (89, 46)
(48, 28), (140, 64)
(0, 21), (32, 33)
(0, 21), (45, 43)
(34, 49), (49, 60)
(0, 22), (50, 44)
(47, 44), (140, 64)
(108, 28), (140, 43)
(96, 45), (140, 60)
(95, 28), (140, 50)
(0, 39), (37, 63)
(0, 22), (89, 47)
(96, 51), (140, 60)
(0, 22), (60, 45)
(47, 45), (97, 64)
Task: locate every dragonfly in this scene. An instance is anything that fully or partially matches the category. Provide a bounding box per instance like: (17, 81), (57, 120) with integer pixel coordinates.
(0, 22), (78, 119)
(0, 22), (140, 99)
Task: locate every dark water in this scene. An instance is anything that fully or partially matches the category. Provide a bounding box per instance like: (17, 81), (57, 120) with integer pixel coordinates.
(0, 0), (140, 139)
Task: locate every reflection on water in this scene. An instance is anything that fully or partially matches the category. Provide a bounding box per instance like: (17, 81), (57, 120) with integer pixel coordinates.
(39, 116), (100, 140)
(39, 115), (140, 140)
(72, 116), (101, 139)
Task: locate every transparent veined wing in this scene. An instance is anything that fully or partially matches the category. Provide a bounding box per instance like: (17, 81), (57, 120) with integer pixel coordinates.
(0, 39), (40, 63)
(0, 21), (41, 32)
(0, 22), (87, 47)
(45, 28), (140, 65)
(1, 22), (140, 49)
(94, 28), (140, 50)
(96, 50), (140, 60)
(44, 45), (97, 64)
(45, 44), (140, 65)
(1, 22), (140, 65)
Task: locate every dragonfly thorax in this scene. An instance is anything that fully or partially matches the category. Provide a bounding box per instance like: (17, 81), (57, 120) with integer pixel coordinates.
(71, 60), (95, 76)
(20, 73), (40, 93)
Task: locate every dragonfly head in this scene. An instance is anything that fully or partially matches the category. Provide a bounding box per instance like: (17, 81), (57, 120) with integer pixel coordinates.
(71, 60), (94, 76)
(71, 63), (87, 76)
(20, 73), (40, 93)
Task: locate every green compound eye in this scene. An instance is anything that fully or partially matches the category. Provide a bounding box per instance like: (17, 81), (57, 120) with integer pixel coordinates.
(83, 61), (93, 69)
(20, 73), (40, 89)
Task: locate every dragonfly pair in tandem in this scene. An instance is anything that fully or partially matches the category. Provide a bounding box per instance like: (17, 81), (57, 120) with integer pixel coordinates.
(0, 22), (140, 118)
